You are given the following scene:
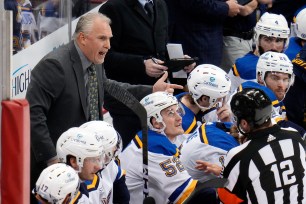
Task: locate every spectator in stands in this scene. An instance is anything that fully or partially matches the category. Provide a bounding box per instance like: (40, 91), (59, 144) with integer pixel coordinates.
(26, 12), (181, 203)
(165, 0), (241, 67)
(20, 0), (38, 48)
(4, 0), (23, 53)
(220, 0), (270, 72)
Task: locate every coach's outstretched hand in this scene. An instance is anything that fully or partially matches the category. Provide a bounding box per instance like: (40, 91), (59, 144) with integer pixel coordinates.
(152, 71), (183, 93)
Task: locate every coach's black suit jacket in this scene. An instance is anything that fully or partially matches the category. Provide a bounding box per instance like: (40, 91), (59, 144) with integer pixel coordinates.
(26, 41), (151, 177)
(99, 0), (168, 86)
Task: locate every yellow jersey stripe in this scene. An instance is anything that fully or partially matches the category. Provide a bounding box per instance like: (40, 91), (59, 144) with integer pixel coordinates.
(272, 100), (279, 106)
(174, 149), (180, 157)
(134, 135), (143, 148)
(70, 191), (81, 204)
(185, 117), (197, 134)
(274, 116), (283, 123)
(232, 64), (240, 77)
(177, 180), (198, 204)
(200, 124), (209, 144)
(87, 174), (98, 190)
(238, 85), (243, 92)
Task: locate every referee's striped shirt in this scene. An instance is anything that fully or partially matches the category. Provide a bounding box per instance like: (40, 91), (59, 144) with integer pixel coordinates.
(218, 125), (306, 204)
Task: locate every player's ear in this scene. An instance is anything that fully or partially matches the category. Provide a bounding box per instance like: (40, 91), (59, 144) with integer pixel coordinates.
(257, 72), (264, 84)
(69, 157), (78, 170)
(151, 117), (163, 129)
(240, 119), (250, 133)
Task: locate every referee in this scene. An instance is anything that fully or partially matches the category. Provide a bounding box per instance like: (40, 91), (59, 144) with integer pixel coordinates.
(218, 88), (306, 203)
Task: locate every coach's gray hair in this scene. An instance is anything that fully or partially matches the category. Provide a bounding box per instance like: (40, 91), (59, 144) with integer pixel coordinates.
(73, 12), (111, 39)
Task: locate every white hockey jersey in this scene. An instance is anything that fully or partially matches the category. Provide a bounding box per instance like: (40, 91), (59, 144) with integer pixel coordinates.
(180, 122), (239, 182)
(84, 160), (125, 204)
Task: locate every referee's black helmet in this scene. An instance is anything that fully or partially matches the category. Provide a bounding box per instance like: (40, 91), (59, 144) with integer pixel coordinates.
(231, 88), (272, 127)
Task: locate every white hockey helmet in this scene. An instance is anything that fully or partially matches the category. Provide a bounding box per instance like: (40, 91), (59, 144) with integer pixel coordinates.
(254, 12), (290, 48)
(295, 8), (306, 40)
(140, 92), (179, 132)
(80, 121), (122, 165)
(256, 51), (294, 86)
(33, 163), (80, 204)
(187, 64), (231, 111)
(56, 127), (105, 170)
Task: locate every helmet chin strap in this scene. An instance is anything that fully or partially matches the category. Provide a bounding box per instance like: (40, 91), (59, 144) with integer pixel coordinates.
(281, 79), (294, 102)
(237, 119), (253, 138)
(194, 99), (212, 112)
(150, 121), (166, 133)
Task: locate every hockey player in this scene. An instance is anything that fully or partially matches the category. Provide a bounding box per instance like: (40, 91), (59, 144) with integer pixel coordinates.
(228, 12), (290, 94)
(284, 8), (306, 129)
(218, 88), (306, 203)
(256, 51), (294, 102)
(32, 163), (89, 204)
(176, 64), (232, 134)
(119, 92), (219, 204)
(285, 7), (306, 60)
(79, 121), (129, 204)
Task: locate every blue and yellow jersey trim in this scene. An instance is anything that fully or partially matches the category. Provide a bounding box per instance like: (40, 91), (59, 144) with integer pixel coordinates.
(234, 53), (259, 80)
(281, 105), (286, 112)
(199, 124), (209, 144)
(168, 178), (198, 203)
(232, 64), (240, 77)
(115, 164), (126, 181)
(85, 174), (99, 192)
(184, 117), (197, 134)
(176, 92), (198, 134)
(238, 85), (243, 92)
(134, 130), (178, 156)
(133, 135), (143, 149)
(271, 99), (279, 107)
(70, 191), (81, 204)
(285, 37), (302, 60)
(274, 116), (284, 123)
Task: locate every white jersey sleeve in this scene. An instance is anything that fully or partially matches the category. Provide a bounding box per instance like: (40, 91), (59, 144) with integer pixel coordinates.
(85, 160), (124, 204)
(228, 69), (246, 95)
(180, 124), (239, 182)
